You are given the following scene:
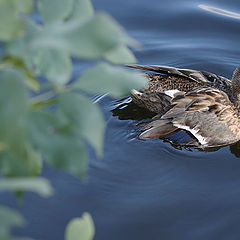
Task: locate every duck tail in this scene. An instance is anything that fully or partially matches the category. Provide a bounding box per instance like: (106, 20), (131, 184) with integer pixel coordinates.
(139, 119), (177, 139)
(126, 64), (166, 73)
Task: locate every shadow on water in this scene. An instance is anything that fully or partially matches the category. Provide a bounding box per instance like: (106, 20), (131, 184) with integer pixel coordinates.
(112, 97), (156, 120)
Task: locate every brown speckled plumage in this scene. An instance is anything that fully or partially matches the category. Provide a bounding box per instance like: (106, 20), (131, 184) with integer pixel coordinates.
(127, 64), (240, 147)
(130, 89), (172, 114)
(146, 74), (201, 92)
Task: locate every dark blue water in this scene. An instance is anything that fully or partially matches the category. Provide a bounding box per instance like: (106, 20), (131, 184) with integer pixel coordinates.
(2, 1), (240, 239)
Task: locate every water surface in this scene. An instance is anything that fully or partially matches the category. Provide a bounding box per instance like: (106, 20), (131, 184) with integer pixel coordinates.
(2, 0), (240, 239)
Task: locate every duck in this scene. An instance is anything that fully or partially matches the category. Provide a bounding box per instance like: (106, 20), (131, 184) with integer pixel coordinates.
(127, 64), (240, 148)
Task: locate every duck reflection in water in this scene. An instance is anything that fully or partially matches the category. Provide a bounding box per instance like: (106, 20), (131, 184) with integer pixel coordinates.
(112, 64), (240, 155)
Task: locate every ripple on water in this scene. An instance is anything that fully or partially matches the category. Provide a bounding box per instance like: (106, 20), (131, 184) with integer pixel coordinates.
(6, 1), (240, 240)
(199, 4), (240, 19)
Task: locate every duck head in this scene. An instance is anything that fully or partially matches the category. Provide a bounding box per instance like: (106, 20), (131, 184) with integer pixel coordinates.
(131, 89), (171, 114)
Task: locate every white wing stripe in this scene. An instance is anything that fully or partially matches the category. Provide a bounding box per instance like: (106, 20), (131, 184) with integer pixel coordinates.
(174, 123), (208, 145)
(164, 89), (180, 98)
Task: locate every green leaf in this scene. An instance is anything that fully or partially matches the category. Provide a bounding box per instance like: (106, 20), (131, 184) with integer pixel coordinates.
(28, 111), (87, 177)
(30, 12), (139, 59)
(0, 69), (40, 176)
(38, 0), (74, 24)
(65, 213), (95, 240)
(104, 45), (137, 64)
(13, 0), (33, 14)
(1, 56), (40, 91)
(35, 50), (72, 87)
(68, 0), (94, 22)
(0, 6), (23, 41)
(0, 69), (27, 154)
(0, 0), (33, 41)
(6, 21), (72, 87)
(73, 62), (148, 97)
(5, 20), (42, 69)
(0, 69), (42, 177)
(0, 205), (25, 239)
(0, 177), (53, 197)
(58, 93), (105, 157)
(6, 19), (41, 53)
(0, 143), (42, 177)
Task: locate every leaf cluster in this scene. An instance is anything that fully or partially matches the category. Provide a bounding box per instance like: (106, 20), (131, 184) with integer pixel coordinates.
(0, 0), (147, 239)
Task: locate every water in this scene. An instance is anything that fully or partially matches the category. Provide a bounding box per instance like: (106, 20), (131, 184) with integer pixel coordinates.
(2, 0), (240, 239)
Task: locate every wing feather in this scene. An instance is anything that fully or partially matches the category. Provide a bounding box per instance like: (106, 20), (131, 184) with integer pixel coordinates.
(140, 87), (240, 147)
(127, 64), (232, 97)
(127, 64), (210, 84)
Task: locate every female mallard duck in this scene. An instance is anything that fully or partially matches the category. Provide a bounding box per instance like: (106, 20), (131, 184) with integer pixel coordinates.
(127, 64), (240, 148)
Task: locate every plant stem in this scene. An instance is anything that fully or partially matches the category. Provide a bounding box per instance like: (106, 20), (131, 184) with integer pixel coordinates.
(30, 91), (56, 105)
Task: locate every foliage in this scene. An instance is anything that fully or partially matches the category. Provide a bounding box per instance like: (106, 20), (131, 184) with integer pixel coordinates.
(0, 177), (53, 197)
(0, 177), (53, 240)
(0, 0), (147, 239)
(0, 205), (32, 240)
(65, 213), (95, 240)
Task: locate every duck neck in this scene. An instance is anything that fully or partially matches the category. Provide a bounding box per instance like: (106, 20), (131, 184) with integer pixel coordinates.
(232, 66), (240, 108)
(232, 94), (240, 113)
(234, 100), (240, 113)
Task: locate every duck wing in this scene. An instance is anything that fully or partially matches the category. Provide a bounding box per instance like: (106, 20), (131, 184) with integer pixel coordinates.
(139, 87), (240, 147)
(129, 64), (203, 109)
(127, 64), (232, 89)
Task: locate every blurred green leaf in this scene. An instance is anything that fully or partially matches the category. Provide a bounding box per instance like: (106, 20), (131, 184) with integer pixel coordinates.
(5, 19), (40, 54)
(1, 56), (40, 91)
(28, 111), (87, 177)
(73, 62), (147, 97)
(38, 0), (74, 24)
(0, 69), (27, 153)
(0, 177), (53, 197)
(58, 93), (105, 157)
(0, 0), (33, 41)
(0, 0), (34, 14)
(30, 12), (139, 59)
(5, 20), (42, 71)
(18, 144), (42, 177)
(0, 69), (42, 177)
(104, 44), (137, 64)
(0, 7), (22, 41)
(13, 0), (33, 14)
(35, 50), (72, 87)
(65, 213), (95, 240)
(6, 21), (72, 87)
(0, 143), (42, 177)
(0, 0), (145, 188)
(0, 1), (149, 239)
(0, 205), (24, 239)
(68, 0), (94, 22)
